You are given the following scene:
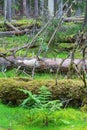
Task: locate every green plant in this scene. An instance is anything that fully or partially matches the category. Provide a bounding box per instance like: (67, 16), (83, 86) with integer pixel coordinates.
(19, 86), (62, 111)
(38, 86), (51, 104)
(19, 89), (40, 108)
(19, 86), (62, 126)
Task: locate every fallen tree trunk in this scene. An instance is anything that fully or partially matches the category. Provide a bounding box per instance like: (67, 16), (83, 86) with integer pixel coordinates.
(63, 17), (84, 22)
(0, 29), (29, 37)
(0, 56), (86, 73)
(0, 78), (86, 107)
(4, 21), (20, 32)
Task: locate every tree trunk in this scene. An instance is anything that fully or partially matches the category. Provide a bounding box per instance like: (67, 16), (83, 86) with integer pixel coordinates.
(34, 0), (39, 17)
(20, 0), (23, 16)
(63, 16), (84, 22)
(48, 0), (54, 17)
(76, 0), (82, 16)
(0, 57), (87, 73)
(57, 0), (63, 19)
(12, 0), (16, 17)
(23, 0), (27, 16)
(67, 1), (71, 17)
(4, 0), (7, 21)
(0, 30), (29, 37)
(83, 0), (87, 26)
(40, 0), (44, 16)
(4, 0), (12, 21)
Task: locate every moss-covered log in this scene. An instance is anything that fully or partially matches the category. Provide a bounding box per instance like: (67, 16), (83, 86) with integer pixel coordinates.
(0, 78), (87, 107)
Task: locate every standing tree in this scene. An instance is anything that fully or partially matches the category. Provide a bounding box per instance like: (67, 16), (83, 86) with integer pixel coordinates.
(48, 0), (54, 17)
(40, 0), (44, 16)
(34, 0), (39, 17)
(84, 0), (87, 27)
(4, 0), (12, 21)
(23, 0), (27, 16)
(67, 0), (71, 17)
(12, 0), (16, 17)
(57, 0), (63, 18)
(75, 0), (83, 16)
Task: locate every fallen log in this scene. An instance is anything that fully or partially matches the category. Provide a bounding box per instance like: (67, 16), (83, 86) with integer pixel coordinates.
(63, 17), (84, 22)
(0, 56), (86, 73)
(0, 78), (86, 107)
(0, 29), (29, 37)
(4, 21), (20, 32)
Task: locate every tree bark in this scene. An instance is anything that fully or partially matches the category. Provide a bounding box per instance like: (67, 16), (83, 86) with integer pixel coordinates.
(12, 0), (16, 17)
(23, 0), (28, 17)
(67, 1), (71, 17)
(83, 0), (87, 26)
(57, 0), (63, 18)
(48, 0), (54, 17)
(0, 57), (87, 73)
(34, 0), (39, 17)
(5, 0), (12, 21)
(75, 0), (82, 16)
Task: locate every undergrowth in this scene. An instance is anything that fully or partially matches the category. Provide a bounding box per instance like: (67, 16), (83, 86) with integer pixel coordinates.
(0, 103), (87, 130)
(0, 21), (82, 59)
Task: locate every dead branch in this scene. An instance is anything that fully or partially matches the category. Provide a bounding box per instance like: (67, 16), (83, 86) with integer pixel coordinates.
(4, 21), (20, 32)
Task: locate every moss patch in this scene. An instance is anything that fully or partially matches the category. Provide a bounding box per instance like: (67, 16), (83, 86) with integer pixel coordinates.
(0, 78), (86, 107)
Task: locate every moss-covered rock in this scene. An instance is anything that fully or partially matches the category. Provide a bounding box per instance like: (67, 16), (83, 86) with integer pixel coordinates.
(0, 78), (87, 107)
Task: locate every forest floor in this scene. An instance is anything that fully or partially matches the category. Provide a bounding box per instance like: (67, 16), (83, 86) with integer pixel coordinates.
(0, 18), (87, 130)
(0, 104), (87, 130)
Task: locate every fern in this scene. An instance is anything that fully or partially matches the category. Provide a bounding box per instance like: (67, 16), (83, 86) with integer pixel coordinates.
(19, 89), (40, 108)
(38, 86), (51, 105)
(19, 86), (62, 111)
(44, 100), (62, 111)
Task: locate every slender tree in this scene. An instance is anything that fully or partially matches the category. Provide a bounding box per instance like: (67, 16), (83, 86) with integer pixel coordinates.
(12, 0), (16, 17)
(23, 0), (27, 16)
(84, 0), (87, 26)
(40, 0), (44, 16)
(48, 0), (54, 17)
(4, 0), (12, 21)
(58, 0), (63, 18)
(76, 0), (82, 16)
(34, 0), (39, 17)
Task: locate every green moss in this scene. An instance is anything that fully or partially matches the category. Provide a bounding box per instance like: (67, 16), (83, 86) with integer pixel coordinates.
(0, 103), (87, 130)
(0, 78), (86, 107)
(0, 48), (6, 53)
(0, 19), (41, 32)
